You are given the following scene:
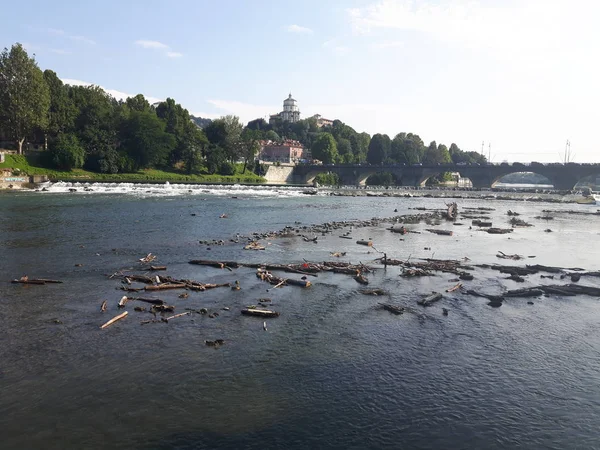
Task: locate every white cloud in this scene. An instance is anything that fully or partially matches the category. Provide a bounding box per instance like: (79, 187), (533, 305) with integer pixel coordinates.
(323, 39), (351, 55)
(135, 40), (169, 50)
(286, 24), (314, 34)
(372, 40), (404, 49)
(46, 28), (65, 36)
(61, 78), (163, 105)
(41, 27), (95, 45)
(135, 40), (183, 58)
(347, 0), (566, 54)
(69, 35), (96, 45)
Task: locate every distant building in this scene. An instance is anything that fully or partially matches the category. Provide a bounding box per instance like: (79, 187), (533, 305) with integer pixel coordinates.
(269, 93), (301, 124)
(311, 114), (333, 128)
(259, 139), (305, 164)
(0, 153), (4, 163)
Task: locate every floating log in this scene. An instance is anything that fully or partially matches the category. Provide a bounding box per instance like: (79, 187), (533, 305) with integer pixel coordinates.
(100, 311), (128, 329)
(426, 229), (453, 236)
(504, 288), (544, 298)
(388, 225), (409, 234)
(12, 275), (63, 285)
(472, 220), (493, 227)
(339, 235), (353, 239)
(459, 273), (474, 281)
(151, 304), (175, 313)
(163, 312), (191, 322)
(285, 278), (312, 288)
(360, 289), (387, 296)
(244, 241), (266, 250)
(487, 228), (513, 234)
(125, 274), (154, 284)
(120, 286), (143, 292)
(509, 217), (533, 227)
(527, 264), (585, 273)
(418, 292), (443, 306)
(188, 260), (240, 269)
(241, 309), (280, 318)
(379, 303), (405, 315)
(129, 297), (165, 305)
(139, 253), (156, 263)
(12, 279), (46, 285)
(150, 266), (167, 271)
(101, 300), (107, 312)
(446, 283), (462, 293)
(445, 202), (458, 220)
(497, 251), (523, 260)
(118, 296), (128, 308)
(356, 240), (373, 246)
(145, 283), (187, 291)
(464, 290), (504, 302)
(354, 273), (369, 285)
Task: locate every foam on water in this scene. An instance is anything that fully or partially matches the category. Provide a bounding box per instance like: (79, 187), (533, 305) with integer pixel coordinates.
(36, 181), (316, 198)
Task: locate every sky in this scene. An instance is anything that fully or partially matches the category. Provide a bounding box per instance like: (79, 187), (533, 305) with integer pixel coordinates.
(2, 0), (599, 162)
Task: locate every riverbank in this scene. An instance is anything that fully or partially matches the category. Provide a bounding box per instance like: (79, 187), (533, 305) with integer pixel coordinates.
(0, 154), (266, 185)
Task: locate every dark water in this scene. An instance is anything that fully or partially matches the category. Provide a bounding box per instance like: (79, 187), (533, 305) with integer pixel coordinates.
(2, 189), (600, 449)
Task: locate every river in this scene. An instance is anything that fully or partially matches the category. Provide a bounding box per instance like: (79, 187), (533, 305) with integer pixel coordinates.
(2, 183), (600, 449)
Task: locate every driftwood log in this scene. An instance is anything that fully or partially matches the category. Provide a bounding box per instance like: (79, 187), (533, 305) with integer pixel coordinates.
(241, 309), (280, 318)
(379, 303), (404, 315)
(100, 311), (128, 329)
(426, 229), (453, 236)
(418, 292), (443, 306)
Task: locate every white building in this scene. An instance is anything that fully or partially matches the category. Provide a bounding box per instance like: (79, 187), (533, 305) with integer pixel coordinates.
(270, 93), (301, 124)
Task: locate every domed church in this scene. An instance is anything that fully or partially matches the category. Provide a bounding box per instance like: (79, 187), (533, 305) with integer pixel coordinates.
(270, 93), (301, 124)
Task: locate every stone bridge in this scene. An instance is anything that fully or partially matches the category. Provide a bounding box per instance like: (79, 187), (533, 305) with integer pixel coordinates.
(292, 163), (600, 190)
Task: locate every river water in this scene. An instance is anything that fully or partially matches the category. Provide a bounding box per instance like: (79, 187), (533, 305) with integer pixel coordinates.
(2, 183), (600, 449)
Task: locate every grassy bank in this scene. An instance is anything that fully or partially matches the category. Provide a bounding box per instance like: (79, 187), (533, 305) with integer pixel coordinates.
(0, 154), (266, 184)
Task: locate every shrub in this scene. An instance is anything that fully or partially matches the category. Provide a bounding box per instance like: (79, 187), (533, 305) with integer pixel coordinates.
(49, 134), (85, 170)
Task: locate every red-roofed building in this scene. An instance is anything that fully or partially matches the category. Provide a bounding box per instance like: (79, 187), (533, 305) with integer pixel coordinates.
(258, 140), (306, 164)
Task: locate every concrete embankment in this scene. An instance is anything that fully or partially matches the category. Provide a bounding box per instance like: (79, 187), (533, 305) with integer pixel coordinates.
(0, 175), (48, 190)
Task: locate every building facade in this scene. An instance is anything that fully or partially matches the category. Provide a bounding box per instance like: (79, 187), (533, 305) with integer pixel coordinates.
(259, 140), (305, 164)
(269, 93), (301, 124)
(311, 114), (333, 128)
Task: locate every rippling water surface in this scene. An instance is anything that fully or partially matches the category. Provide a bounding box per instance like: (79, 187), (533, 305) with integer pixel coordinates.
(2, 186), (600, 449)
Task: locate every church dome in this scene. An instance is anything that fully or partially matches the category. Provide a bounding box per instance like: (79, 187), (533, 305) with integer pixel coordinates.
(283, 93), (297, 105)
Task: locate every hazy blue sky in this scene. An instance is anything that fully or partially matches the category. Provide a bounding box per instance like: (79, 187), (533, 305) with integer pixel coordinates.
(3, 0), (598, 162)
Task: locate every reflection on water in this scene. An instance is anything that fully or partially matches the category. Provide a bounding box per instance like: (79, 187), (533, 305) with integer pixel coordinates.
(1, 190), (600, 449)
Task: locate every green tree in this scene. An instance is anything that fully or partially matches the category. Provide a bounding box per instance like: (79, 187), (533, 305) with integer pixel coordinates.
(222, 115), (243, 163)
(422, 141), (452, 165)
(247, 118), (269, 131)
(205, 144), (226, 174)
(311, 133), (338, 164)
(337, 137), (353, 163)
(240, 128), (262, 173)
(0, 43), (50, 154)
(203, 116), (243, 163)
(68, 84), (120, 173)
(265, 130), (280, 142)
(43, 69), (76, 149)
(367, 133), (391, 165)
(180, 120), (208, 174)
(49, 133), (85, 170)
(120, 110), (175, 170)
(126, 94), (151, 113)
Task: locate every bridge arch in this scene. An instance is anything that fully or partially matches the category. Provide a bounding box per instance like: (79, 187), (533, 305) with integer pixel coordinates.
(490, 171), (554, 189)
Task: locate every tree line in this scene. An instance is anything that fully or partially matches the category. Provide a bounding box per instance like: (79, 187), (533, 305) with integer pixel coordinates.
(0, 42), (484, 178)
(0, 43), (259, 176)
